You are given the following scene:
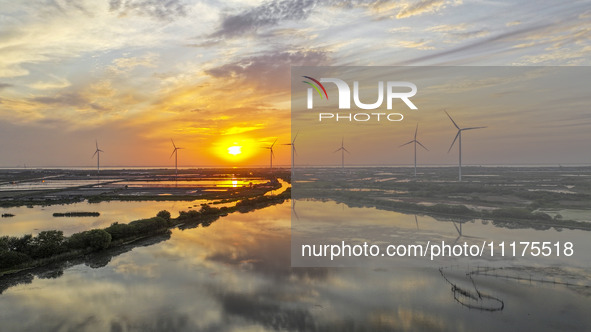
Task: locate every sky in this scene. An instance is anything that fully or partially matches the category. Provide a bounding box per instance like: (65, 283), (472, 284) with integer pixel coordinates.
(0, 0), (590, 167)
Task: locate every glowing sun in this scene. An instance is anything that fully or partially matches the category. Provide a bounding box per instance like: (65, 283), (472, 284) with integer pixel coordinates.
(228, 145), (242, 155)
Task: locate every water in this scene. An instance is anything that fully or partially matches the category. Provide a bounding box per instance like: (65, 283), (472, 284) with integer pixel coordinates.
(0, 179), (267, 191)
(0, 201), (590, 331)
(0, 179), (109, 191)
(0, 179), (289, 237)
(292, 200), (591, 267)
(112, 178), (267, 188)
(0, 199), (215, 236)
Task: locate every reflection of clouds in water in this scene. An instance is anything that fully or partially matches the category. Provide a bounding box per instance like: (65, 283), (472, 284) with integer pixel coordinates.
(0, 199), (206, 237)
(114, 262), (159, 278)
(1, 202), (591, 331)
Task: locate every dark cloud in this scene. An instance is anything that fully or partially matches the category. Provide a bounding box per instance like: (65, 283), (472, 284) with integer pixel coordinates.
(449, 29), (489, 40)
(212, 0), (317, 38)
(211, 0), (387, 39)
(38, 0), (93, 16)
(0, 83), (13, 90)
(218, 292), (317, 331)
(109, 0), (187, 21)
(205, 49), (329, 92)
(31, 92), (111, 112)
(31, 92), (87, 107)
(394, 23), (552, 65)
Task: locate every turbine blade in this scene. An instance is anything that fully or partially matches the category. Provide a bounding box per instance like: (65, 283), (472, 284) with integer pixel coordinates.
(171, 139), (176, 149)
(416, 141), (429, 151)
(293, 131), (299, 143)
(95, 140), (99, 149)
(270, 138), (278, 148)
(444, 110), (460, 130)
(98, 149), (104, 153)
(293, 145), (298, 156)
(414, 123), (418, 140)
(399, 140), (414, 147)
(170, 149), (176, 159)
(92, 150), (98, 158)
(462, 126), (487, 131)
(334, 148), (342, 153)
(343, 147), (350, 154)
(448, 131), (460, 153)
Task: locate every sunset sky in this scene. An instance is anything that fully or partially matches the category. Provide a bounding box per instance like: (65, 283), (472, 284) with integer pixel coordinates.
(0, 0), (590, 167)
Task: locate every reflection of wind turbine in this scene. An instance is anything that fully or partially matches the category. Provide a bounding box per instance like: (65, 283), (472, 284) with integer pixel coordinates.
(445, 111), (486, 181)
(399, 123), (428, 177)
(283, 132), (298, 169)
(451, 220), (481, 245)
(264, 138), (278, 169)
(452, 221), (463, 245)
(92, 140), (104, 175)
(334, 137), (350, 168)
(291, 200), (299, 220)
(170, 139), (183, 178)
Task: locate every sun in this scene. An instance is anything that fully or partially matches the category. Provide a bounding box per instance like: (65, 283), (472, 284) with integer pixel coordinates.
(213, 137), (256, 164)
(228, 145), (242, 155)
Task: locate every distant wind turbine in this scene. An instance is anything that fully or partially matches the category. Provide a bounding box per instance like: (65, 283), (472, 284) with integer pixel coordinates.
(283, 132), (298, 169)
(445, 110), (486, 181)
(264, 138), (278, 169)
(334, 137), (350, 168)
(92, 140), (104, 175)
(399, 123), (428, 177)
(170, 139), (183, 178)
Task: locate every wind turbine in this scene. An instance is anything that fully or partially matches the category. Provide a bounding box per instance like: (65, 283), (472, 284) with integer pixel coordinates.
(264, 138), (278, 169)
(399, 123), (428, 177)
(334, 137), (350, 168)
(92, 140), (104, 175)
(445, 111), (486, 181)
(170, 139), (183, 178)
(283, 132), (298, 169)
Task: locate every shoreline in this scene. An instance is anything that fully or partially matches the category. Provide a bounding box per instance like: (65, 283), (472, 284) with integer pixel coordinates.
(0, 186), (291, 278)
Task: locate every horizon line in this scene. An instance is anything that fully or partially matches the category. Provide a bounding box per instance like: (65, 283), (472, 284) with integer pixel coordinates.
(1, 163), (591, 169)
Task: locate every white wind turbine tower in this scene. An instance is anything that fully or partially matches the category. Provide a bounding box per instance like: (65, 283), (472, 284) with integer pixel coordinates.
(399, 123), (428, 177)
(445, 110), (486, 181)
(334, 137), (350, 168)
(264, 138), (278, 169)
(170, 139), (184, 178)
(92, 140), (104, 175)
(283, 132), (298, 169)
